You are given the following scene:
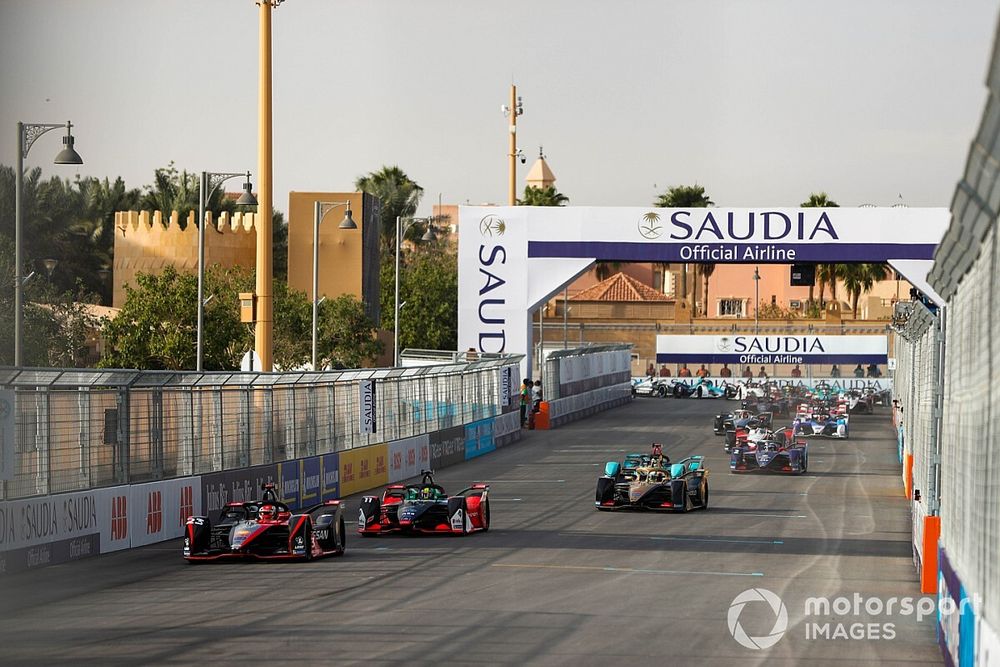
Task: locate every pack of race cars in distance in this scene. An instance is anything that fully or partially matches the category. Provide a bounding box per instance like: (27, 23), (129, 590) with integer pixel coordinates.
(183, 483), (347, 562)
(358, 470), (490, 535)
(595, 444), (709, 512)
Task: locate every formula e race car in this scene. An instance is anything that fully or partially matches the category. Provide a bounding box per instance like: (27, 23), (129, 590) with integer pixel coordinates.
(183, 484), (346, 562)
(632, 376), (670, 397)
(793, 411), (849, 438)
(358, 470), (490, 535)
(730, 433), (809, 475)
(714, 410), (772, 436)
(595, 444), (709, 512)
(672, 378), (733, 399)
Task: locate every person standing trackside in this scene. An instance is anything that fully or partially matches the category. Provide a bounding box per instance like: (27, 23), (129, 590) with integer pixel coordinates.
(696, 364), (710, 378)
(830, 364), (841, 378)
(520, 378), (532, 427)
(719, 364), (732, 378)
(679, 364), (692, 377)
(743, 366), (753, 378)
(854, 364), (864, 378)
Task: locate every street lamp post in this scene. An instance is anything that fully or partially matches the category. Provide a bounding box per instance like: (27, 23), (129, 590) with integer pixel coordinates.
(14, 121), (83, 367)
(197, 171), (257, 372)
(312, 200), (356, 370)
(753, 266), (761, 334)
(394, 216), (436, 366)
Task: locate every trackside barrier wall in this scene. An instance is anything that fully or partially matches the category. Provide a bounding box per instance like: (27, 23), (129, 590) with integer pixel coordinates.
(908, 20), (1000, 663)
(0, 476), (201, 575)
(541, 344), (634, 428)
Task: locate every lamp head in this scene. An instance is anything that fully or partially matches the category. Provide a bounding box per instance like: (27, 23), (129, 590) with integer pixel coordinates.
(420, 224), (436, 242)
(53, 122), (83, 165)
(338, 206), (357, 229)
(236, 172), (258, 206)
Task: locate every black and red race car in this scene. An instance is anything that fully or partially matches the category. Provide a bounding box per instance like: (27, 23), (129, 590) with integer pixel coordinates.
(358, 470), (490, 536)
(183, 484), (347, 562)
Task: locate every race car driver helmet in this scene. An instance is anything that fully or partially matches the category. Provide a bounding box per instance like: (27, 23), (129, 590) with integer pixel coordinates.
(258, 504), (278, 521)
(420, 487), (433, 500)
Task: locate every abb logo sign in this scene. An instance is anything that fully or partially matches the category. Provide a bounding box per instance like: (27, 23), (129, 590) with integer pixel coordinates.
(111, 495), (128, 541)
(146, 491), (162, 534)
(178, 486), (193, 526)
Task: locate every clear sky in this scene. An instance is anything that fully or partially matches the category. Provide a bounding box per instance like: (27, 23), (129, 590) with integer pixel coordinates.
(2, 0), (998, 216)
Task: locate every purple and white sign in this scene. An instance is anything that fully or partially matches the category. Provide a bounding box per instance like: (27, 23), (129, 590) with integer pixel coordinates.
(655, 334), (888, 365)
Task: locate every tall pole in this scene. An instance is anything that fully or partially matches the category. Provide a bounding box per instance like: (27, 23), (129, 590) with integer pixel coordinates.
(394, 215), (402, 366)
(14, 123), (24, 367)
(563, 287), (569, 349)
(508, 84), (517, 206)
(754, 266), (760, 334)
(197, 172), (207, 372)
(312, 201), (321, 371)
(255, 0), (275, 371)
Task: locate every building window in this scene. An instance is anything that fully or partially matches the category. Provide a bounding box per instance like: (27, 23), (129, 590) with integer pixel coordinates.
(718, 298), (745, 317)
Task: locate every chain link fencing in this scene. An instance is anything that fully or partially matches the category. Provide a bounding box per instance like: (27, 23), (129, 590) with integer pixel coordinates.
(0, 356), (522, 502)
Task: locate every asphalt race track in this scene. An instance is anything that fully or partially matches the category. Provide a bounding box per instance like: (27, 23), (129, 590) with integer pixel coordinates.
(0, 399), (941, 666)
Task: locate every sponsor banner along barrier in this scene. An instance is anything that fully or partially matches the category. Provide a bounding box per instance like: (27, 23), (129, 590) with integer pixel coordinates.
(0, 485), (129, 556)
(339, 444), (388, 497)
(430, 425), (466, 470)
(493, 411), (521, 446)
(652, 377), (894, 392)
(388, 435), (431, 483)
(128, 477), (201, 549)
(938, 547), (978, 667)
(464, 418), (495, 460)
(656, 334), (888, 366)
(201, 464), (278, 516)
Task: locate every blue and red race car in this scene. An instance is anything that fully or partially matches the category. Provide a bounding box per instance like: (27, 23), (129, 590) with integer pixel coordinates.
(358, 470), (490, 535)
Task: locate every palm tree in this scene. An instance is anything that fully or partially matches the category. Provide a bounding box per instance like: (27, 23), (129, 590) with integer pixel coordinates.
(654, 184), (714, 305)
(518, 185), (569, 206)
(801, 192), (839, 310)
(840, 263), (891, 318)
(354, 165), (423, 249)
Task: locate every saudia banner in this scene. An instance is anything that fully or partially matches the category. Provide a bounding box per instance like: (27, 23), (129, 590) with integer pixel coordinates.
(458, 206), (947, 376)
(655, 335), (888, 365)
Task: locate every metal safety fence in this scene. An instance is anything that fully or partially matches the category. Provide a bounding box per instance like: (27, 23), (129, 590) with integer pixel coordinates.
(936, 223), (1000, 631)
(0, 356), (522, 502)
(541, 343), (633, 401)
(902, 24), (1000, 657)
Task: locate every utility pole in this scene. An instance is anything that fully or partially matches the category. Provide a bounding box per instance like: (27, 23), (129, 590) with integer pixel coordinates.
(504, 84), (524, 205)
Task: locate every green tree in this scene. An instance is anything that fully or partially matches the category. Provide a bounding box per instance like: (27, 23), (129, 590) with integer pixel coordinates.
(518, 185), (569, 206)
(316, 294), (384, 369)
(138, 162), (237, 227)
(0, 236), (97, 367)
(354, 166), (423, 249)
(654, 184), (714, 307)
(801, 192), (839, 310)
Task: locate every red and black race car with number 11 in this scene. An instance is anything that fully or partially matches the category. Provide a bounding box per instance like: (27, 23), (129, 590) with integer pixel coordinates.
(358, 470), (490, 535)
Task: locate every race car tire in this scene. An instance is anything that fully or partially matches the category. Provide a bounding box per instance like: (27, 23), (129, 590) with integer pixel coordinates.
(700, 480), (709, 509)
(337, 516), (347, 554)
(725, 386), (738, 399)
(482, 499), (491, 532)
(683, 488), (693, 512)
(673, 385), (685, 398)
(301, 520), (314, 561)
(696, 386), (703, 398)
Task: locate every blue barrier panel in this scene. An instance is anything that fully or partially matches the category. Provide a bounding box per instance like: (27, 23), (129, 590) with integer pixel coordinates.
(464, 418), (495, 460)
(321, 452), (340, 501)
(279, 461), (301, 509)
(299, 457), (322, 508)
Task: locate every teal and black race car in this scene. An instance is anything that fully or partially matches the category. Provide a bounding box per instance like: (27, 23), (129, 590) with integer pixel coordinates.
(595, 445), (709, 512)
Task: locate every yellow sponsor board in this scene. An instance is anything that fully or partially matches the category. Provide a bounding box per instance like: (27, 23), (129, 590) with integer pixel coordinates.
(339, 444), (388, 497)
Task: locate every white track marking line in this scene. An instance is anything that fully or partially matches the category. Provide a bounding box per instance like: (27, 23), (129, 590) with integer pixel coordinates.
(491, 563), (764, 577)
(649, 536), (785, 545)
